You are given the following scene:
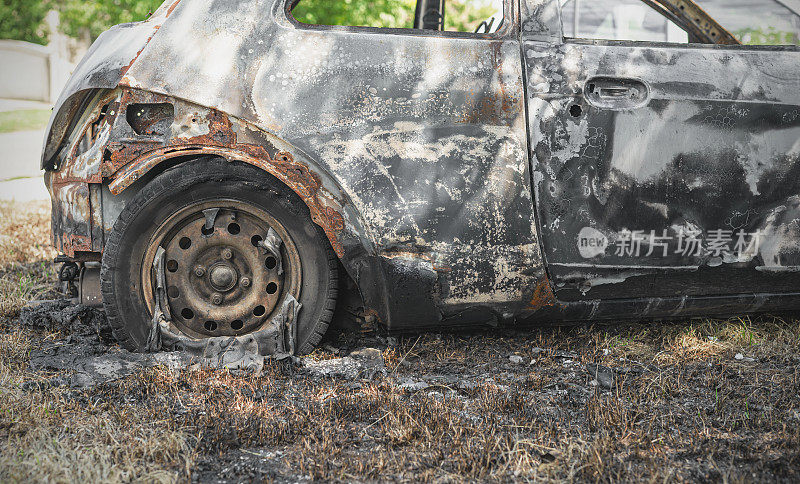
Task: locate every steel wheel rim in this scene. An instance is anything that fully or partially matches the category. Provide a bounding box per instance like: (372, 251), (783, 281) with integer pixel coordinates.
(141, 199), (301, 339)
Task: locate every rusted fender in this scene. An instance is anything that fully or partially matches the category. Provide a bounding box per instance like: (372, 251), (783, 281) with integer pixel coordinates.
(65, 88), (378, 260)
(49, 88), (369, 262)
(48, 87), (394, 323)
(102, 90), (362, 261)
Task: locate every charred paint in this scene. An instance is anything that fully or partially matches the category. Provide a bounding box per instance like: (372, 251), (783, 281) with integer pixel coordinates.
(523, 26), (800, 304)
(42, 0), (800, 331)
(52, 88), (350, 260)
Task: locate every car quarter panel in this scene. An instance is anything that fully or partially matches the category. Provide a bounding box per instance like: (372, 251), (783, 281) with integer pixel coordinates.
(46, 0), (551, 329)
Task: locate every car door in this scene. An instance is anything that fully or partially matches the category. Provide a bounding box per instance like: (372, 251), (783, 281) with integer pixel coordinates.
(523, 0), (800, 302)
(270, 0), (540, 325)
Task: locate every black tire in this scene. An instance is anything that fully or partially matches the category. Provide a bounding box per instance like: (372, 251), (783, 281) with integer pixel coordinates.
(100, 157), (338, 354)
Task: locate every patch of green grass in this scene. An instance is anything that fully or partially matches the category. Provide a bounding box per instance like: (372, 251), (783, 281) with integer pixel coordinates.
(0, 110), (51, 134)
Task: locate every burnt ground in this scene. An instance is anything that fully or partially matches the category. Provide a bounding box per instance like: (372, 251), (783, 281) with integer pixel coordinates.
(1, 201), (800, 483)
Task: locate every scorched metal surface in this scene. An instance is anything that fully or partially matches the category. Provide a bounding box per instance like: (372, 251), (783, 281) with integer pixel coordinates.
(41, 0), (800, 342)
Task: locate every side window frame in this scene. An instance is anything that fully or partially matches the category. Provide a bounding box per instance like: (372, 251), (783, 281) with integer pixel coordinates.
(555, 0), (800, 49)
(281, 0), (519, 40)
(560, 0), (693, 45)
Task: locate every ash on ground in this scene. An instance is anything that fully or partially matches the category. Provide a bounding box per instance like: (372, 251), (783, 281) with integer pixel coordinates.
(19, 300), (393, 389)
(12, 299), (798, 483)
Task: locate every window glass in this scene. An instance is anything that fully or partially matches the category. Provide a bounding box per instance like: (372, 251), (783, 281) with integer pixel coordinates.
(291, 0), (505, 34)
(694, 0), (800, 45)
(561, 0), (689, 43)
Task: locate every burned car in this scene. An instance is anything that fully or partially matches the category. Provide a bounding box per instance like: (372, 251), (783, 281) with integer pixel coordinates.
(42, 0), (800, 356)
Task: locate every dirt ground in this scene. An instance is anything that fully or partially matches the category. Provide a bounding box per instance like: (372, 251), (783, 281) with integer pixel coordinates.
(1, 200), (799, 483)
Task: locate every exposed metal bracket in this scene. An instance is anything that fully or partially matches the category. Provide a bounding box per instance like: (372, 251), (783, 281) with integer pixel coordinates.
(147, 246), (169, 352)
(258, 227), (284, 276)
(202, 208), (220, 233)
(78, 263), (103, 308)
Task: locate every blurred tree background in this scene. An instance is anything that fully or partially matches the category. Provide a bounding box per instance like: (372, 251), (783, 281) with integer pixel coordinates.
(2, 0), (799, 46)
(0, 0), (500, 46)
(0, 0), (163, 44)
(57, 0), (164, 40)
(291, 0), (499, 32)
(292, 0), (417, 29)
(0, 0), (53, 45)
(734, 27), (799, 45)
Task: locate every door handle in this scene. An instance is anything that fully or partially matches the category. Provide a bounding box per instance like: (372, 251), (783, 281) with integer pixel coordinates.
(585, 77), (649, 110)
(598, 86), (637, 98)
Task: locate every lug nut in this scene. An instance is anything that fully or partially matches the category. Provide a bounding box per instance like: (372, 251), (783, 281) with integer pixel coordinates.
(240, 277), (251, 288)
(222, 248), (233, 260)
(211, 293), (223, 305)
(194, 266), (206, 277)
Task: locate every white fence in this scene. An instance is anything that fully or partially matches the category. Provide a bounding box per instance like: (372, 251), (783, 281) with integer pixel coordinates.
(0, 39), (74, 104)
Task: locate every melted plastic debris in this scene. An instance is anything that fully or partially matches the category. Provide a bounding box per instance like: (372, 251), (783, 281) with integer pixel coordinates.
(19, 298), (300, 389)
(302, 348), (386, 380)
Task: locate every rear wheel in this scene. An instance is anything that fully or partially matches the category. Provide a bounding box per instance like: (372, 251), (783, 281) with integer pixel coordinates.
(101, 157), (338, 354)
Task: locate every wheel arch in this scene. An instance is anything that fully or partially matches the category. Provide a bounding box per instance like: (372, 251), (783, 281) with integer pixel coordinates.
(105, 129), (391, 328)
(47, 87), (392, 326)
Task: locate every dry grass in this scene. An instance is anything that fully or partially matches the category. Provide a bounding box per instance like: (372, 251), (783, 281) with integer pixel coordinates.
(0, 201), (57, 318)
(1, 200), (800, 482)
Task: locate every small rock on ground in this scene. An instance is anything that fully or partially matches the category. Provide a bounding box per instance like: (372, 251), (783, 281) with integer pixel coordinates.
(585, 363), (616, 390)
(398, 379), (430, 391)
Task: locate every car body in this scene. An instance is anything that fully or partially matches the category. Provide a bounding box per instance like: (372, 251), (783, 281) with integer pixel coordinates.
(43, 0), (800, 344)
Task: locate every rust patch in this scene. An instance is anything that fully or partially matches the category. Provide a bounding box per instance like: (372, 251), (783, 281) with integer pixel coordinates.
(457, 42), (520, 125)
(174, 110), (237, 147)
(103, 141), (162, 176)
(51, 171), (102, 186)
(527, 279), (560, 310)
(248, 151), (347, 258)
(63, 234), (92, 258)
(119, 89), (167, 106)
(56, 88), (349, 261)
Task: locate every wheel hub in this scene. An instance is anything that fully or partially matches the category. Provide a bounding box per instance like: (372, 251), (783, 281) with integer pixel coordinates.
(209, 263), (237, 291)
(143, 202), (302, 338)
